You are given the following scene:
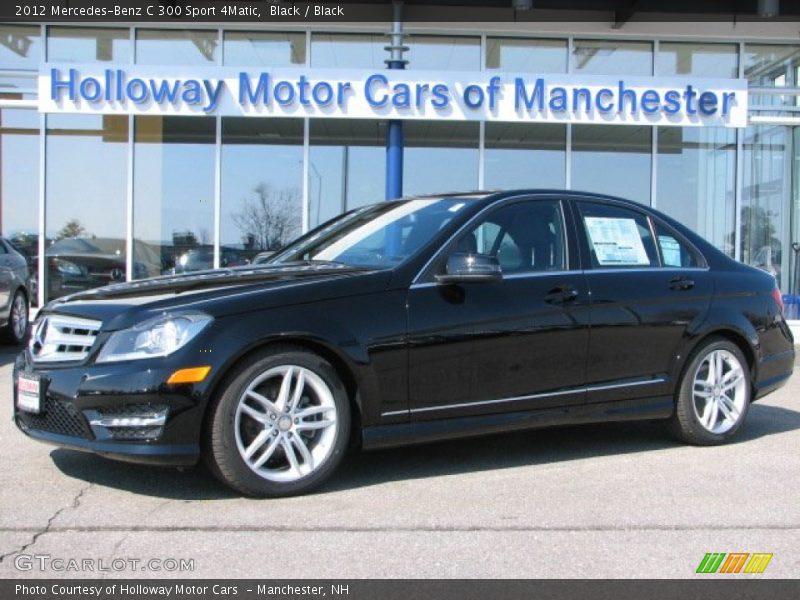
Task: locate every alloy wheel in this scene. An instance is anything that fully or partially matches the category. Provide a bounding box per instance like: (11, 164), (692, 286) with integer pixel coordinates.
(691, 349), (747, 434)
(11, 293), (27, 341)
(234, 365), (338, 482)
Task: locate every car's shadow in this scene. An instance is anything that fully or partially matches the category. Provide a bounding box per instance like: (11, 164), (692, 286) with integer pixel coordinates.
(49, 401), (800, 501)
(0, 347), (21, 368)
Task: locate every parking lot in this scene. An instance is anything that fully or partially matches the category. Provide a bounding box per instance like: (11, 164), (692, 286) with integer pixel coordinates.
(0, 348), (797, 579)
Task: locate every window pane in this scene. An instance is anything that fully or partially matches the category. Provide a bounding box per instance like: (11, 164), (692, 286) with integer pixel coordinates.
(571, 125), (651, 205)
(486, 38), (567, 73)
(310, 34), (384, 69)
(136, 29), (218, 65)
(406, 36), (480, 71)
(221, 118), (303, 260)
(657, 127), (735, 256)
(741, 125), (790, 290)
(657, 42), (738, 78)
(461, 200), (566, 273)
(743, 44), (800, 87)
(573, 40), (652, 76)
(578, 202), (659, 268)
(0, 25), (40, 99)
(0, 25), (40, 68)
(484, 123), (565, 189)
(1, 109), (38, 302)
(45, 114), (128, 302)
(653, 222), (699, 268)
(309, 119), (385, 228)
(47, 27), (130, 63)
(133, 116), (215, 277)
(223, 31), (306, 67)
(404, 121), (479, 196)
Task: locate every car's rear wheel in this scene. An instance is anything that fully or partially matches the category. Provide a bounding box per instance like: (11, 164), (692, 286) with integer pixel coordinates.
(668, 338), (750, 445)
(207, 348), (350, 497)
(2, 290), (28, 345)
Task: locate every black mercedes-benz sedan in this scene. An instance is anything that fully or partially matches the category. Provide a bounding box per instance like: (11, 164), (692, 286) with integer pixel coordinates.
(13, 191), (795, 496)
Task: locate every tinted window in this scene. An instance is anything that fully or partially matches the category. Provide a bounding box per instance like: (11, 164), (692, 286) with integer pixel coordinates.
(578, 202), (659, 269)
(653, 222), (701, 268)
(455, 200), (566, 274)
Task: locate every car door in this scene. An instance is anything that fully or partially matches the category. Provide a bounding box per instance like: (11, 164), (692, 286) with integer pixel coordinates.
(406, 197), (590, 421)
(574, 199), (713, 404)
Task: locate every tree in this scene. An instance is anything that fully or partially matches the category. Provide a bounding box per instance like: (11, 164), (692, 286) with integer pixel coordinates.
(58, 219), (86, 239)
(232, 183), (301, 251)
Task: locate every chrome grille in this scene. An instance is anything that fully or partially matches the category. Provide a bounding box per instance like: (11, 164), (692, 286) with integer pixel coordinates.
(29, 315), (101, 363)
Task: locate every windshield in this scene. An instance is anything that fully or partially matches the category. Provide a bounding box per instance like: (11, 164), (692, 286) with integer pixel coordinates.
(270, 198), (469, 269)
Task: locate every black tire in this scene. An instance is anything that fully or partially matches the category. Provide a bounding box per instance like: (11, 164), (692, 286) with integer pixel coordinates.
(206, 347), (351, 497)
(668, 337), (751, 445)
(2, 289), (28, 345)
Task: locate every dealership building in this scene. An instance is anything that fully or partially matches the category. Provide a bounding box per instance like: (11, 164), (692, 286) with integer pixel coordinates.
(2, 2), (800, 334)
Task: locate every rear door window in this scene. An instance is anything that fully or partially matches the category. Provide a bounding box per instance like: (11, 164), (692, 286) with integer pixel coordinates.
(577, 202), (659, 269)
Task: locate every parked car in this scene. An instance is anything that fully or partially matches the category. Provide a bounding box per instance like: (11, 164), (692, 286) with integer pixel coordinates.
(13, 191), (795, 496)
(32, 237), (162, 300)
(0, 237), (31, 345)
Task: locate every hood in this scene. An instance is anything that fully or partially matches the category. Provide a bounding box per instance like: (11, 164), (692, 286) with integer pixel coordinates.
(40, 262), (390, 330)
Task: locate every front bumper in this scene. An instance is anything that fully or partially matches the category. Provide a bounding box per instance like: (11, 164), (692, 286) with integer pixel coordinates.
(13, 350), (209, 467)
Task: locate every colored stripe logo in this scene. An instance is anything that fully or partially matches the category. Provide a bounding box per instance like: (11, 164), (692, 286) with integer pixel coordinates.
(697, 553), (773, 574)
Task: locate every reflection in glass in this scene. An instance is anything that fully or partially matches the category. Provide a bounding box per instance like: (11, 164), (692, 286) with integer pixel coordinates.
(310, 34), (384, 69)
(486, 38), (567, 73)
(134, 117), (215, 277)
(222, 118), (303, 261)
(657, 127), (736, 255)
(484, 123), (565, 189)
(571, 125), (651, 205)
(743, 44), (800, 86)
(404, 121), (479, 197)
(223, 31), (306, 66)
(741, 125), (789, 290)
(136, 29), (218, 65)
(45, 114), (128, 302)
(0, 109), (38, 302)
(657, 42), (738, 78)
(0, 25), (40, 99)
(406, 36), (480, 71)
(309, 119), (385, 228)
(47, 27), (130, 63)
(573, 40), (652, 76)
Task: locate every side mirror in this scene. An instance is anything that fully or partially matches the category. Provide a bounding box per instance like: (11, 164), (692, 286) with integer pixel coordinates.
(435, 253), (503, 285)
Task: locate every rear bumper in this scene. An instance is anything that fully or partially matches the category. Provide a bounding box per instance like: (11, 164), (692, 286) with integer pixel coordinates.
(753, 348), (795, 401)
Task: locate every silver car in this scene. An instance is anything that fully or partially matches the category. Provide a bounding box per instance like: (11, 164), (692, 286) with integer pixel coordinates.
(0, 238), (31, 344)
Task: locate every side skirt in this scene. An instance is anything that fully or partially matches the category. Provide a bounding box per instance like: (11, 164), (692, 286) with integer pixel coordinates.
(362, 396), (675, 451)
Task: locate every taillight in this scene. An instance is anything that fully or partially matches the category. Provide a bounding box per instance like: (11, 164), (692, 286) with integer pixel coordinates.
(772, 287), (785, 314)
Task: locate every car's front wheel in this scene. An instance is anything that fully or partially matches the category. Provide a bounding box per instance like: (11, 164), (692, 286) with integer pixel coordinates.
(206, 348), (350, 497)
(668, 338), (751, 445)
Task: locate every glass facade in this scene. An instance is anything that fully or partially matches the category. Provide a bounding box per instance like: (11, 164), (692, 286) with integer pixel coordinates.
(2, 25), (800, 309)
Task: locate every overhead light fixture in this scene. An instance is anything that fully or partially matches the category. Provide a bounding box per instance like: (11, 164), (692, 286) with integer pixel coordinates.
(512, 0), (533, 10)
(758, 0), (779, 17)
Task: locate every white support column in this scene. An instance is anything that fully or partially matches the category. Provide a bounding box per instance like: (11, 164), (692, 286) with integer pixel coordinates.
(478, 34), (486, 190)
(734, 41), (745, 263)
(302, 30), (311, 233)
(37, 24), (46, 309)
(213, 28), (223, 269)
(125, 26), (136, 281)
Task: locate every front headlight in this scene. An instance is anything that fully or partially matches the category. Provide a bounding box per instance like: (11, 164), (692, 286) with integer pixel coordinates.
(96, 313), (213, 363)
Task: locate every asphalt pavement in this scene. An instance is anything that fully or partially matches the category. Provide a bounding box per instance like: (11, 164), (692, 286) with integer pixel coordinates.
(0, 348), (798, 579)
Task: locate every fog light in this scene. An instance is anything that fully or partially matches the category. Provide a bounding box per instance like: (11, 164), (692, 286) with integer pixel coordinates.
(84, 405), (168, 441)
(167, 366), (212, 385)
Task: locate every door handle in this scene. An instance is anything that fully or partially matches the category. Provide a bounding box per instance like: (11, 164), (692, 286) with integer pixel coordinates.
(544, 286), (579, 304)
(669, 276), (695, 291)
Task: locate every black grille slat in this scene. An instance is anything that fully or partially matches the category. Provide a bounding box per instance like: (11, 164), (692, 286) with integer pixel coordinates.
(18, 396), (92, 439)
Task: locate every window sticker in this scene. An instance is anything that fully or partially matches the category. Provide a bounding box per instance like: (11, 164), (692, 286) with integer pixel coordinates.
(584, 216), (650, 266)
(658, 234), (682, 267)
